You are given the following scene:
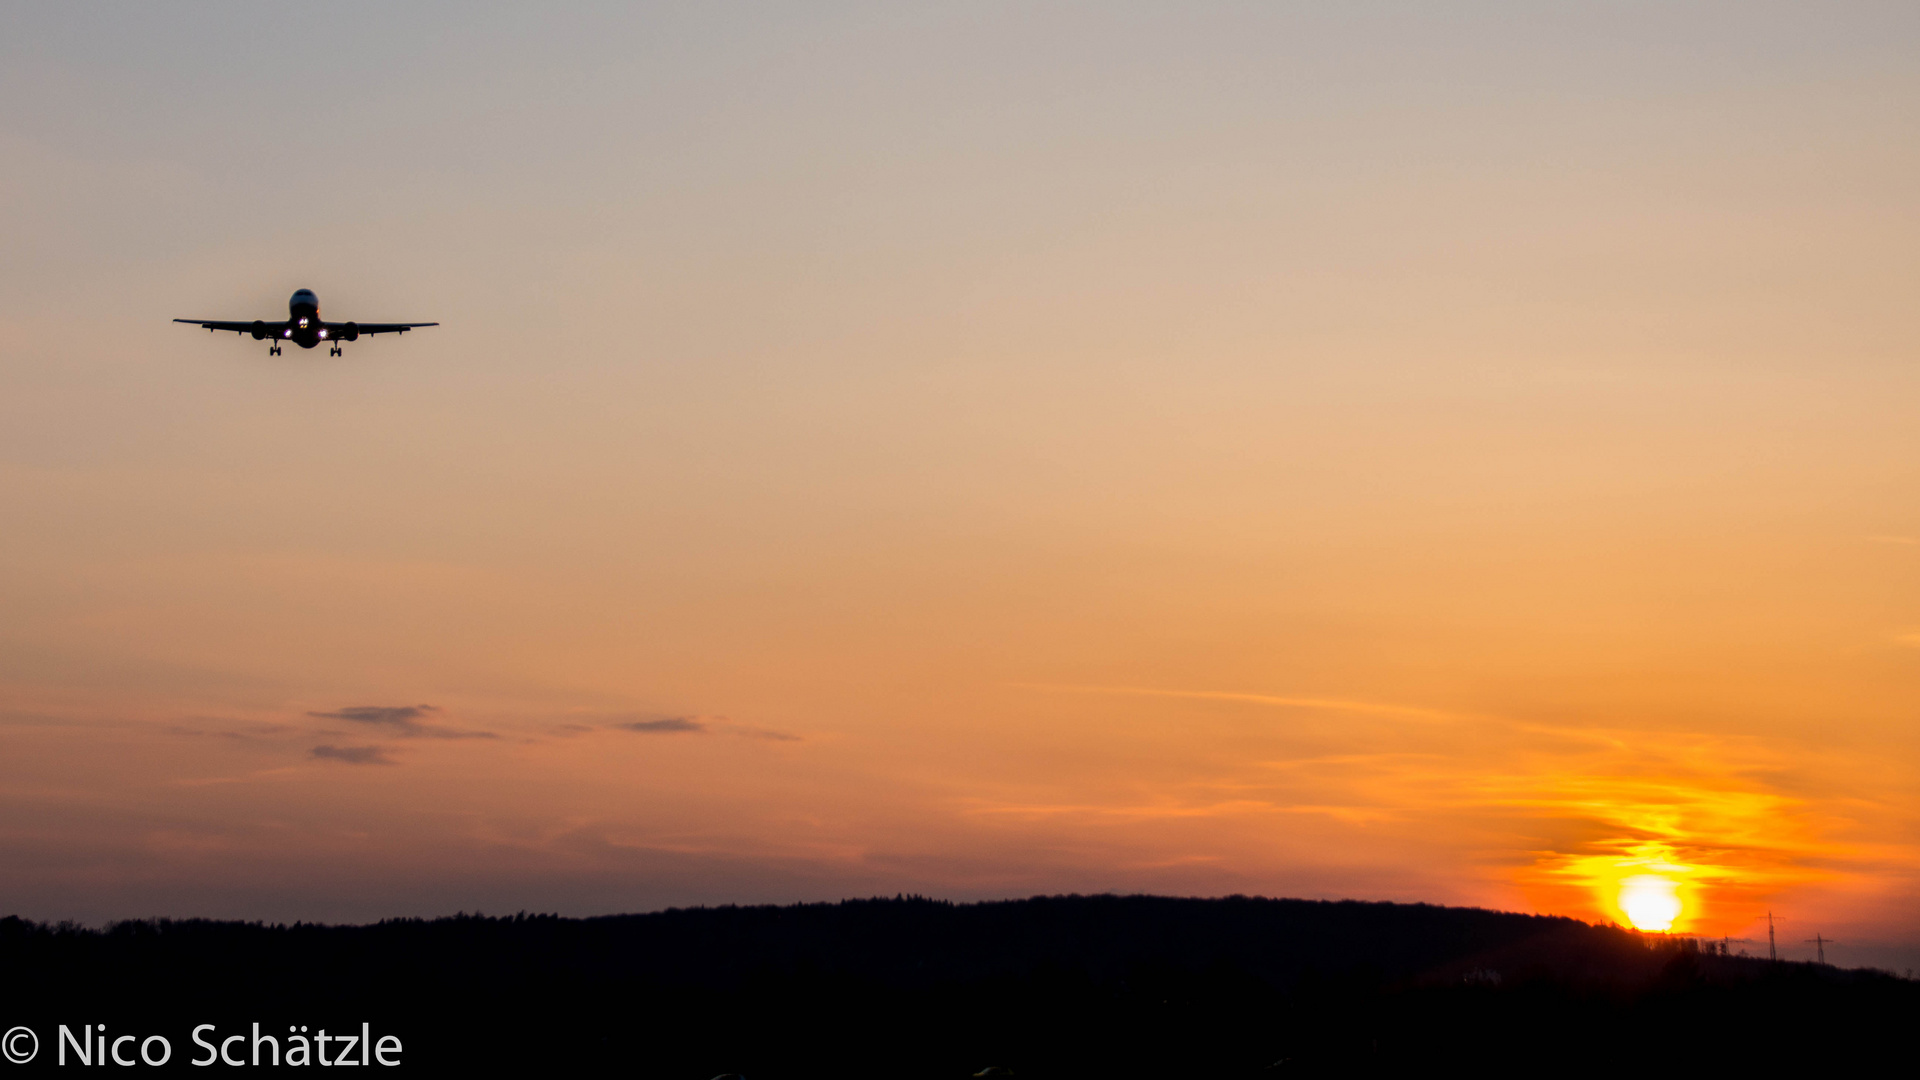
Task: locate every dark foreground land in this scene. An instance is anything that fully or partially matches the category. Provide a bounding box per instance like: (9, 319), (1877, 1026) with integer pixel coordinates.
(0, 895), (1911, 1077)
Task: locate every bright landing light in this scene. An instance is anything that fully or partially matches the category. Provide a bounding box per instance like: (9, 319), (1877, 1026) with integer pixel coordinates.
(1618, 875), (1682, 932)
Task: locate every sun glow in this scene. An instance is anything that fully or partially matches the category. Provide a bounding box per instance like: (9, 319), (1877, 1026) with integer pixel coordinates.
(1503, 754), (1843, 936)
(1618, 875), (1682, 932)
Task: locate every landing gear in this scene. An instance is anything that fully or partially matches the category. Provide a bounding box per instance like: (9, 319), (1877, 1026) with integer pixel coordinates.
(329, 344), (342, 357)
(269, 343), (282, 356)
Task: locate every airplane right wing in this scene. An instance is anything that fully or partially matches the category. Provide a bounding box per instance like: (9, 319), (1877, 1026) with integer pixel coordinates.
(339, 322), (439, 336)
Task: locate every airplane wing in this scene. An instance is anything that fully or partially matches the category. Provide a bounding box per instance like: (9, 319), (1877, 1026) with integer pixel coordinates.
(331, 322), (439, 336)
(173, 318), (283, 335)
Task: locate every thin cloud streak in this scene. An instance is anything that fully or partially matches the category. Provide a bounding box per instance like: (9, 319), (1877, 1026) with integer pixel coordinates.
(310, 744), (395, 766)
(604, 715), (800, 741)
(308, 704), (495, 739)
(620, 716), (707, 734)
(1012, 683), (1465, 722)
(309, 705), (440, 726)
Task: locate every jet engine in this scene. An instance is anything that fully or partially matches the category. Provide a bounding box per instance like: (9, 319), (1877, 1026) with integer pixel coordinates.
(341, 322), (359, 342)
(251, 320), (267, 340)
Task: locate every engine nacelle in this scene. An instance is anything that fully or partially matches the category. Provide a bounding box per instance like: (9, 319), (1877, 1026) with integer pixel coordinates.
(251, 320), (267, 340)
(341, 322), (359, 342)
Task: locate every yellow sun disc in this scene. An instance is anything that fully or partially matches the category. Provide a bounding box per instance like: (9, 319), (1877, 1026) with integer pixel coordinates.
(1618, 875), (1682, 932)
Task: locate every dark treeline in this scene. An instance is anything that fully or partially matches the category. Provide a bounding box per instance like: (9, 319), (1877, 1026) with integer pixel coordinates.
(0, 894), (1910, 1076)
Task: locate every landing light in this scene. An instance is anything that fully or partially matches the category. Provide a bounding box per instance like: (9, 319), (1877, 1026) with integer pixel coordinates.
(319, 329), (327, 338)
(284, 330), (291, 338)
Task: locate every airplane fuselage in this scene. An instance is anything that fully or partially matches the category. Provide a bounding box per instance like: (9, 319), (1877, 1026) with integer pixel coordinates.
(281, 288), (329, 349)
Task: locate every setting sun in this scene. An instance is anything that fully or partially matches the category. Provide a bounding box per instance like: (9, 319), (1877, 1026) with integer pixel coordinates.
(1618, 876), (1683, 932)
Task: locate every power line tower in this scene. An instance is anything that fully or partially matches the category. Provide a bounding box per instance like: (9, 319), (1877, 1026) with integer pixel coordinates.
(1803, 934), (1837, 965)
(1767, 911), (1779, 961)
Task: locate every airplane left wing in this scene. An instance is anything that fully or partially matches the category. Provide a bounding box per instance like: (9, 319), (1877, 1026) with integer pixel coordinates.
(174, 318), (283, 335)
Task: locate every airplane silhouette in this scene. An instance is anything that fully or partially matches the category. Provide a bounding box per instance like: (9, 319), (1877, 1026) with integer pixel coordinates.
(175, 288), (437, 356)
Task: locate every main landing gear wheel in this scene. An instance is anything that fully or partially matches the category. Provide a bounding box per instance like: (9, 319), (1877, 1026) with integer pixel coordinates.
(329, 344), (342, 356)
(269, 343), (282, 356)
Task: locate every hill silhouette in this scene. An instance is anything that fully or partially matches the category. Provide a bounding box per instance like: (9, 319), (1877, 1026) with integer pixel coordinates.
(0, 894), (1909, 1076)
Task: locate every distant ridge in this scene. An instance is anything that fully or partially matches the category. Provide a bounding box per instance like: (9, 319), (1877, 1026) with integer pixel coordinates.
(1, 895), (1910, 1076)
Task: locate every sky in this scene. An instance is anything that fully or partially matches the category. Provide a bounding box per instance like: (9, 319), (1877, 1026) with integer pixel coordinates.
(2, 1), (1917, 969)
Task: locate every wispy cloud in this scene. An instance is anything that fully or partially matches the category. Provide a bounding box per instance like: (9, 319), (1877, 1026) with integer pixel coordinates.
(619, 716), (706, 734)
(309, 705), (438, 726)
(310, 744), (395, 766)
(307, 704), (494, 739)
(1014, 683), (1464, 721)
(582, 713), (799, 741)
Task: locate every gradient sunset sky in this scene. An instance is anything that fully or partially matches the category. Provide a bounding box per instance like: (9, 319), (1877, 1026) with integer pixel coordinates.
(2, 2), (1917, 968)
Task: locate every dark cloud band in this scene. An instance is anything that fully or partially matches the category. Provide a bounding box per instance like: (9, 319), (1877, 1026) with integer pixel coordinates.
(311, 744), (394, 766)
(620, 717), (706, 734)
(308, 705), (439, 726)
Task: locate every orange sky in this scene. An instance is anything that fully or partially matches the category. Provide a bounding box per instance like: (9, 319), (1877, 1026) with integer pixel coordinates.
(1, 3), (1917, 967)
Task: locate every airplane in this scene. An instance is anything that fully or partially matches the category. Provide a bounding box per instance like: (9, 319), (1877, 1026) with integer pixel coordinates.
(174, 288), (437, 356)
